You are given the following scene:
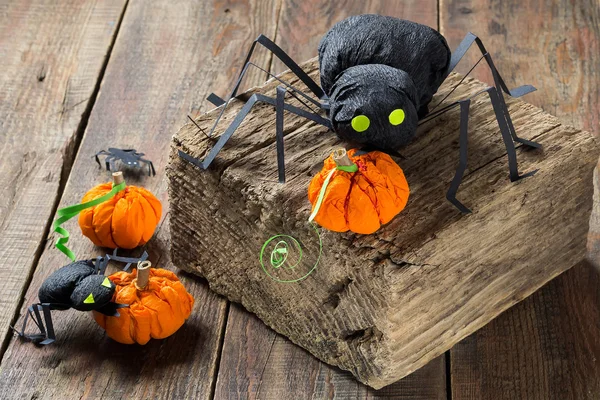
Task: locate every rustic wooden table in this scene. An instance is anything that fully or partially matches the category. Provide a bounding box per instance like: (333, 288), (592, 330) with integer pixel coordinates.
(0, 1), (598, 399)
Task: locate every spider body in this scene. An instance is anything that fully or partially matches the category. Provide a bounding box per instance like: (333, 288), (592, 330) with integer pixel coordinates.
(95, 148), (156, 176)
(38, 260), (116, 312)
(319, 15), (451, 149)
(179, 14), (541, 213)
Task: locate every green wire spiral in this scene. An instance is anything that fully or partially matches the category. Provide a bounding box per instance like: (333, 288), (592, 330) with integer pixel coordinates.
(259, 223), (322, 283)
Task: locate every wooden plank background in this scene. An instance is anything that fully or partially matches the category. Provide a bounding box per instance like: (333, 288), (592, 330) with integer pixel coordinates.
(0, 0), (598, 398)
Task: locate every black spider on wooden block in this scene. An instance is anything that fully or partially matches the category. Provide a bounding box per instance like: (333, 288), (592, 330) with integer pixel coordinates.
(179, 14), (541, 213)
(95, 148), (156, 176)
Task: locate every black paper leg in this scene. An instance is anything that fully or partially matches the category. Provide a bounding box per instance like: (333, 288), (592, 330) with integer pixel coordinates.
(448, 33), (541, 149)
(95, 150), (110, 169)
(104, 249), (149, 272)
(210, 34), (324, 106)
(38, 304), (55, 345)
(482, 53), (541, 149)
(139, 158), (156, 176)
(200, 34), (325, 141)
(179, 93), (331, 171)
(13, 303), (55, 345)
(104, 155), (117, 172)
(446, 99), (472, 213)
(95, 302), (129, 317)
(275, 86), (286, 183)
(94, 255), (108, 274)
(109, 157), (118, 173)
(180, 33), (330, 172)
(419, 86), (532, 212)
(487, 87), (538, 182)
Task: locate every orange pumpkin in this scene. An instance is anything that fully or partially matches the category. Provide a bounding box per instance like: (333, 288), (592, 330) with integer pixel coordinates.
(308, 148), (409, 234)
(93, 261), (194, 345)
(78, 173), (162, 249)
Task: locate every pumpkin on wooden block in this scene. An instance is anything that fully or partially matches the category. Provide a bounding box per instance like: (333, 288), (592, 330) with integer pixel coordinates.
(78, 172), (162, 249)
(93, 260), (194, 345)
(308, 148), (410, 234)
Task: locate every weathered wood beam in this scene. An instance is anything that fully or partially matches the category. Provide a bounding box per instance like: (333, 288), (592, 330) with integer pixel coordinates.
(168, 57), (598, 388)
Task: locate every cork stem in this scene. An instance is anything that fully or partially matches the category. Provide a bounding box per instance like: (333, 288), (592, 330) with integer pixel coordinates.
(112, 171), (124, 186)
(332, 148), (354, 167)
(134, 260), (152, 290)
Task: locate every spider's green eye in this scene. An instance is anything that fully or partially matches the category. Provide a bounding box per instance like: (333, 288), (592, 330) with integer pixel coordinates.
(351, 115), (370, 132)
(84, 293), (95, 304)
(389, 109), (405, 126)
(101, 277), (112, 288)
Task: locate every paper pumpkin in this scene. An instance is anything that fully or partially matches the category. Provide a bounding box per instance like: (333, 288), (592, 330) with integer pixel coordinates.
(78, 173), (162, 249)
(93, 261), (194, 345)
(308, 148), (409, 234)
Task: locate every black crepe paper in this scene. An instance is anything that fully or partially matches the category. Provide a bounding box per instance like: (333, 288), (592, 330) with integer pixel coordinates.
(318, 15), (451, 150)
(38, 260), (115, 312)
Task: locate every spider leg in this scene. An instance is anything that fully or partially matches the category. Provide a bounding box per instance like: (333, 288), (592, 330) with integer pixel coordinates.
(13, 303), (55, 345)
(487, 86), (538, 182)
(178, 91), (331, 173)
(181, 35), (330, 172)
(206, 34), (324, 110)
(108, 157), (118, 173)
(446, 99), (473, 213)
(188, 35), (325, 149)
(105, 249), (149, 272)
(38, 303), (56, 345)
(138, 157), (156, 176)
(94, 150), (110, 169)
(275, 86), (286, 183)
(423, 87), (532, 213)
(103, 155), (114, 172)
(448, 33), (542, 149)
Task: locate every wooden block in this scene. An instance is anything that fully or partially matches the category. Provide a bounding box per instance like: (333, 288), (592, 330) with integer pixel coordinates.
(166, 57), (598, 389)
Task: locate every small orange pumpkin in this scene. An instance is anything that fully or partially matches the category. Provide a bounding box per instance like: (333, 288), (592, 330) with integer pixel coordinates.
(93, 261), (194, 345)
(78, 173), (162, 249)
(308, 148), (410, 234)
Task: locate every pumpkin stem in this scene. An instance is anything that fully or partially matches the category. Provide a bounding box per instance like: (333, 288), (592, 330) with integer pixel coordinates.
(112, 171), (125, 186)
(332, 148), (353, 167)
(134, 260), (152, 290)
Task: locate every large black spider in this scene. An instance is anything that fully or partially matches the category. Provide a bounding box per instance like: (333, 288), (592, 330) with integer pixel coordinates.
(178, 15), (541, 213)
(95, 148), (156, 176)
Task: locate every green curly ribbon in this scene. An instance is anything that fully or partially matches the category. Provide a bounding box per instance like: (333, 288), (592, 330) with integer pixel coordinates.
(52, 181), (126, 261)
(260, 223), (322, 283)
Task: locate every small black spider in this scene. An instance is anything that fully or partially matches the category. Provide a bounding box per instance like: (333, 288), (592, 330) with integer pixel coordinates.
(14, 250), (148, 345)
(95, 148), (156, 176)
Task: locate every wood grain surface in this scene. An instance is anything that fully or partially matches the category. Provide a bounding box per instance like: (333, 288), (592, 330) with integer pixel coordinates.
(1, 0), (599, 398)
(0, 0), (278, 398)
(440, 1), (600, 398)
(0, 0), (126, 355)
(216, 1), (448, 397)
(215, 304), (447, 400)
(169, 57), (597, 388)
